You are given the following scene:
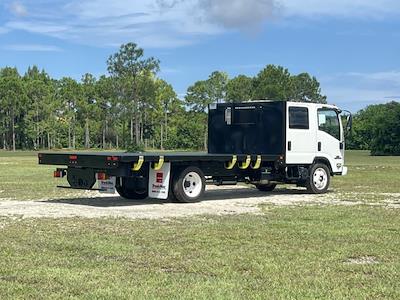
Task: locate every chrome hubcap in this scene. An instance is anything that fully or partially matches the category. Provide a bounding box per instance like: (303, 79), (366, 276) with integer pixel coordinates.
(182, 172), (202, 198)
(313, 168), (328, 190)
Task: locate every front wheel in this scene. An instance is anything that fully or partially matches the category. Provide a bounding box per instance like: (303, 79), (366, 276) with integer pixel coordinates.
(172, 166), (205, 203)
(306, 164), (330, 194)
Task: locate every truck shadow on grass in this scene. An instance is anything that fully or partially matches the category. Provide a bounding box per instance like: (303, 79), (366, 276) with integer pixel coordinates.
(42, 187), (313, 208)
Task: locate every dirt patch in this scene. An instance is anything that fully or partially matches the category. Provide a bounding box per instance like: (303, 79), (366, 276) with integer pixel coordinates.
(0, 185), (390, 220)
(344, 256), (380, 265)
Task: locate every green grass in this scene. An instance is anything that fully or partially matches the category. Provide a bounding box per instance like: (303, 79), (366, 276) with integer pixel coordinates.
(331, 150), (400, 202)
(0, 151), (84, 200)
(1, 150), (400, 299)
(1, 206), (399, 299)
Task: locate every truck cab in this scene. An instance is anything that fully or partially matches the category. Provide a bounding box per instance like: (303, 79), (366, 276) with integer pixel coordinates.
(286, 102), (347, 174)
(285, 102), (349, 193)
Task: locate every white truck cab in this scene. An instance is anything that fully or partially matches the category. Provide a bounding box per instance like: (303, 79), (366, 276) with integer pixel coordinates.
(285, 101), (349, 192)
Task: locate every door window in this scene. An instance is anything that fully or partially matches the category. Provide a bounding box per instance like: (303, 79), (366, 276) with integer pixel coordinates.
(318, 109), (340, 140)
(289, 107), (309, 129)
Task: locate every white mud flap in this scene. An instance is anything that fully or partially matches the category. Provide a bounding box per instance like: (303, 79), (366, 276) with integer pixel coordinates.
(148, 162), (171, 200)
(98, 176), (117, 194)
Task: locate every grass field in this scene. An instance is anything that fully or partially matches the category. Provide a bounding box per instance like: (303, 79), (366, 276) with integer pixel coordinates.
(0, 151), (86, 200)
(0, 150), (400, 299)
(1, 150), (399, 201)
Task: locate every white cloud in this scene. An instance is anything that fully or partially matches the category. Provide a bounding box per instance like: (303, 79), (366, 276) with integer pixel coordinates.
(346, 71), (400, 87)
(281, 0), (400, 19)
(320, 70), (400, 111)
(2, 44), (62, 52)
(323, 86), (399, 112)
(2, 0), (279, 48)
(0, 27), (10, 34)
(3, 0), (222, 48)
(9, 1), (27, 17)
(197, 0), (280, 29)
(2, 0), (400, 49)
(6, 21), (70, 34)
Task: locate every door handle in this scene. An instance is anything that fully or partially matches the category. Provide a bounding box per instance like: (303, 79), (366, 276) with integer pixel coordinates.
(339, 142), (344, 150)
(288, 141), (291, 151)
(318, 142), (321, 151)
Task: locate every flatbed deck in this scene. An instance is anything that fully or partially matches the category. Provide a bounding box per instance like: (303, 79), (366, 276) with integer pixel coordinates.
(38, 151), (282, 169)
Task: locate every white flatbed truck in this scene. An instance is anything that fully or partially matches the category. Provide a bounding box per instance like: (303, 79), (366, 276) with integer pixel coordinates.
(39, 101), (351, 202)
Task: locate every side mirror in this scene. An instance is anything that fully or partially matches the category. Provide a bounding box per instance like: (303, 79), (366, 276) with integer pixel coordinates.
(345, 112), (353, 136)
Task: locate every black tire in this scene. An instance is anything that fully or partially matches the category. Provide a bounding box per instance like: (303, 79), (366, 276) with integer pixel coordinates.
(116, 177), (148, 200)
(255, 183), (277, 192)
(116, 186), (148, 200)
(306, 163), (330, 194)
(172, 166), (205, 203)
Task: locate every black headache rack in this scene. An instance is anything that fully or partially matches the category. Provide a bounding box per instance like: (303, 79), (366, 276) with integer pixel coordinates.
(208, 101), (286, 155)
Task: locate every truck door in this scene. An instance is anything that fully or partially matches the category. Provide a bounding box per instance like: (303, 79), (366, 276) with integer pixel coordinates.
(286, 105), (317, 164)
(316, 108), (344, 173)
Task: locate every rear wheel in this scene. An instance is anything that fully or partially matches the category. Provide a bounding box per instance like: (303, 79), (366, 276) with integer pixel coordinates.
(172, 167), (205, 203)
(255, 183), (277, 192)
(116, 177), (148, 200)
(306, 163), (330, 194)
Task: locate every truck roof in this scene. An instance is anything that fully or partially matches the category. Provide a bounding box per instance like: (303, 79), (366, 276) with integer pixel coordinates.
(238, 100), (340, 110)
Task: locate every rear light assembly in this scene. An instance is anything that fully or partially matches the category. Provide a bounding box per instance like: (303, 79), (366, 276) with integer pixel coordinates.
(96, 172), (110, 180)
(106, 156), (119, 162)
(106, 156), (120, 167)
(69, 155), (78, 165)
(54, 169), (66, 178)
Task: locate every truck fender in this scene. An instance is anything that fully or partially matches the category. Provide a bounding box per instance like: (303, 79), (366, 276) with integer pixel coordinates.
(312, 156), (333, 175)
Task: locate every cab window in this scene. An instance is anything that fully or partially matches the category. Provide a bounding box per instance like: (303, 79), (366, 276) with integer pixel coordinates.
(318, 109), (340, 140)
(289, 107), (309, 129)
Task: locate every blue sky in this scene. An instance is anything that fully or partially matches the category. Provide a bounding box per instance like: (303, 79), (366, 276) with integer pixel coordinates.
(0, 0), (399, 112)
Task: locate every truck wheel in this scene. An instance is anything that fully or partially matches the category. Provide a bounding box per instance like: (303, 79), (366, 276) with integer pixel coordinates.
(173, 167), (205, 203)
(306, 164), (330, 194)
(255, 183), (277, 192)
(116, 177), (148, 200)
(116, 186), (148, 200)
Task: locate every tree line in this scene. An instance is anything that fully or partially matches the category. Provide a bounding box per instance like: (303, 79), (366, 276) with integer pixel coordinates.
(5, 42), (398, 156)
(347, 101), (400, 155)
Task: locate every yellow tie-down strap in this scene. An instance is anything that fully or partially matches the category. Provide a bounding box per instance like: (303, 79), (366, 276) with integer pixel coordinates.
(225, 155), (237, 170)
(251, 155), (262, 169)
(132, 155), (144, 171)
(153, 156), (165, 171)
(239, 155), (251, 169)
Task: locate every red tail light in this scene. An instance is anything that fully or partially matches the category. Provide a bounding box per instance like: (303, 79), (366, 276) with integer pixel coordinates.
(54, 170), (65, 178)
(97, 172), (109, 180)
(107, 156), (119, 161)
(69, 155), (78, 160)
